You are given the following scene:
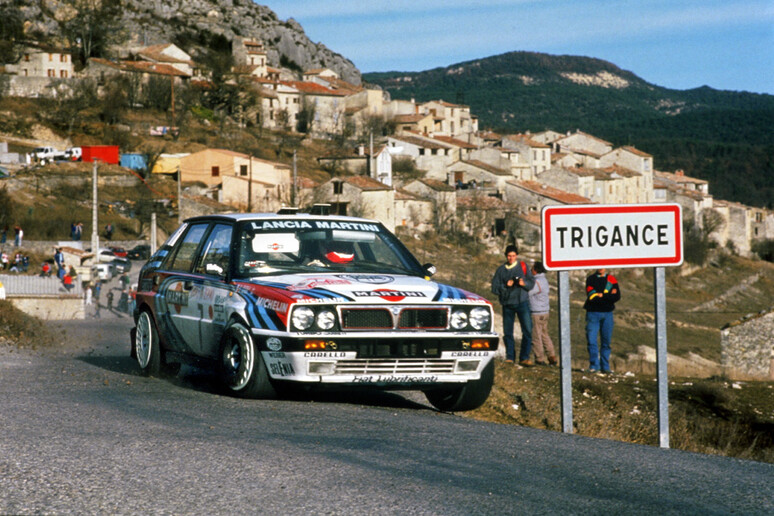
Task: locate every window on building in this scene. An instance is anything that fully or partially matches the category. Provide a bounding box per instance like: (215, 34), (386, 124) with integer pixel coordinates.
(240, 165), (248, 177)
(24, 54), (30, 62)
(333, 181), (344, 194)
(211, 166), (220, 177)
(47, 69), (55, 77)
(48, 53), (53, 61)
(60, 54), (67, 63)
(60, 70), (67, 78)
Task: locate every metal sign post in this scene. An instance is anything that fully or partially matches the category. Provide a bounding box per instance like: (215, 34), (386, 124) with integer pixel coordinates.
(558, 270), (573, 433)
(654, 266), (669, 448)
(541, 204), (683, 446)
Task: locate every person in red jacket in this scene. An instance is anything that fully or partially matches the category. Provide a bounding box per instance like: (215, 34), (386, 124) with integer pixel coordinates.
(583, 268), (621, 374)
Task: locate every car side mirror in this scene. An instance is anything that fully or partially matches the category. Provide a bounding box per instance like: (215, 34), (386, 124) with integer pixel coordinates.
(423, 263), (437, 277)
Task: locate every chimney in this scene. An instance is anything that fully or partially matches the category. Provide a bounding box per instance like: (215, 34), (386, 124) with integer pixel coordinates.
(676, 169), (684, 176)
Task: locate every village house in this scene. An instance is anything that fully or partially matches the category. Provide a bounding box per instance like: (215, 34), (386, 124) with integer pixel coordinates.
(393, 114), (435, 135)
(133, 43), (197, 77)
(232, 38), (268, 78)
(448, 160), (513, 194)
(393, 188), (435, 233)
(456, 195), (518, 240)
(84, 58), (190, 93)
(554, 130), (614, 157)
(281, 80), (348, 136)
(317, 144), (393, 186)
(599, 146), (654, 202)
(386, 134), (457, 179)
(402, 178), (457, 230)
(318, 176), (395, 231)
(502, 180), (592, 213)
(419, 100), (477, 138)
(501, 134), (551, 177)
(2, 43), (75, 97)
(178, 149), (290, 191)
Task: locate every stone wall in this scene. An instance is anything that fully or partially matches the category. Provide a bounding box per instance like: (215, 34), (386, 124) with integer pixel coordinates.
(721, 310), (774, 380)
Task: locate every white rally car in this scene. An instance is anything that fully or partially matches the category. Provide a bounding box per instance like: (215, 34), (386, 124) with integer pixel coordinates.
(131, 212), (498, 411)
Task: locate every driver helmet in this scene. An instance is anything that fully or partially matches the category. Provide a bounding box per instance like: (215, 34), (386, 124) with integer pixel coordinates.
(324, 241), (355, 263)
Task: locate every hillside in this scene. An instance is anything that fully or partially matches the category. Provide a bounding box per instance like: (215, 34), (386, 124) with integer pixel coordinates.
(364, 51), (774, 208)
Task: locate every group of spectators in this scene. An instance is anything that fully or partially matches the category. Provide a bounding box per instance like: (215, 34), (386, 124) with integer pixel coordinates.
(0, 250), (29, 273)
(492, 243), (621, 374)
(0, 225), (24, 247)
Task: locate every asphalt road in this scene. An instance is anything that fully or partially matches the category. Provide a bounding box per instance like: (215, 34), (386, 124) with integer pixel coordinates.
(1, 275), (772, 514)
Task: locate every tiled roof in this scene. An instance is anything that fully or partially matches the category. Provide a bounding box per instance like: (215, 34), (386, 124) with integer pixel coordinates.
(418, 178), (455, 192)
(456, 196), (516, 210)
(91, 58), (189, 77)
(460, 160), (511, 176)
(513, 212), (541, 226)
(389, 135), (451, 150)
(508, 180), (591, 204)
(655, 170), (708, 185)
(395, 188), (425, 201)
(559, 130), (613, 146)
(601, 165), (641, 178)
(281, 81), (348, 96)
(295, 176), (320, 189)
(620, 145), (652, 158)
(506, 134), (550, 148)
(393, 114), (430, 123)
(431, 135), (478, 150)
(342, 175), (392, 191)
(0, 274), (82, 297)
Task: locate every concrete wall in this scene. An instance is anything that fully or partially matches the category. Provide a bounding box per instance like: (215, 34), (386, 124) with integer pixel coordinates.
(721, 311), (774, 380)
(8, 297), (84, 320)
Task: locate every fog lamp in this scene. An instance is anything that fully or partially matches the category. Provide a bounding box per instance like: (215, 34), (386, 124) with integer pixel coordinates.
(304, 340), (327, 350)
(309, 362), (336, 375)
(470, 340), (490, 349)
(456, 360), (480, 372)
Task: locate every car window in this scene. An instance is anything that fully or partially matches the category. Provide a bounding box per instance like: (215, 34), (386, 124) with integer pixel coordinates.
(168, 223), (209, 272)
(195, 223), (233, 277)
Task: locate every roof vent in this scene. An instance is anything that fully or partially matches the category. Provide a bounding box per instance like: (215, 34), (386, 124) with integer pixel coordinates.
(309, 203), (331, 216)
(276, 207), (299, 215)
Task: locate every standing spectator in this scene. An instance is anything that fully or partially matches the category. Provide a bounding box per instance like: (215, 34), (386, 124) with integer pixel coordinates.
(94, 281), (101, 305)
(14, 225), (22, 247)
(54, 248), (65, 279)
(74, 222), (83, 241)
(528, 261), (557, 366)
(120, 273), (130, 292)
(21, 254), (29, 273)
(105, 223), (114, 240)
(106, 290), (114, 311)
(70, 222), (77, 241)
(0, 226), (6, 244)
(85, 284), (93, 306)
(491, 244), (535, 367)
(583, 268), (622, 374)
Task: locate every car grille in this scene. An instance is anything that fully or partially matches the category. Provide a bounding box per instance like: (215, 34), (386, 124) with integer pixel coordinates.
(339, 307), (448, 330)
(333, 359), (456, 375)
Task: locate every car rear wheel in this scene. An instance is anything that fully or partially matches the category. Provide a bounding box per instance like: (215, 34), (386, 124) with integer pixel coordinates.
(135, 310), (162, 376)
(424, 361), (494, 412)
(220, 322), (276, 399)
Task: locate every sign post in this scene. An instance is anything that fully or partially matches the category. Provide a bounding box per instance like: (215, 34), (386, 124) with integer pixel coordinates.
(541, 204), (683, 448)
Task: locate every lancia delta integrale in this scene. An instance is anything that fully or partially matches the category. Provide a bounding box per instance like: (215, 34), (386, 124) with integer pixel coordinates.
(131, 213), (498, 411)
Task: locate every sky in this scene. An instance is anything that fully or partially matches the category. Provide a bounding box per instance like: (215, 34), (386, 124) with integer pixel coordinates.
(266, 0), (774, 95)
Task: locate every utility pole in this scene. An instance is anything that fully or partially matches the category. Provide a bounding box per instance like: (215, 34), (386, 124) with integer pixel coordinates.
(248, 156), (253, 212)
(91, 160), (99, 256)
(292, 149), (297, 207)
(177, 166), (182, 224)
(369, 130), (374, 179)
(150, 212), (157, 254)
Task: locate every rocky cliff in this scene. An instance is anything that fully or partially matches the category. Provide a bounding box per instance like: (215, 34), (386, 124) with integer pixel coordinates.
(16, 0), (361, 84)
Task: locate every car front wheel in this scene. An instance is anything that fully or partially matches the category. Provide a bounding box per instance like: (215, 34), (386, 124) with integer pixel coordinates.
(424, 361), (494, 412)
(220, 323), (276, 399)
(135, 310), (161, 376)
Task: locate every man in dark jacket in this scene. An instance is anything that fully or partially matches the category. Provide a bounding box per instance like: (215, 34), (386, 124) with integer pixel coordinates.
(584, 268), (621, 373)
(491, 244), (535, 366)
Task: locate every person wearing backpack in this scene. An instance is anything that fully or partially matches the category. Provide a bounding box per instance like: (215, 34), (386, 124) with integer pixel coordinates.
(584, 268), (622, 374)
(491, 244), (535, 367)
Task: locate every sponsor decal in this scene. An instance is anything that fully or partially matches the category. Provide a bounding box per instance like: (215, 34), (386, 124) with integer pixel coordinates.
(269, 362), (295, 377)
(337, 274), (394, 285)
(249, 220), (382, 232)
(303, 351), (346, 358)
(166, 283), (189, 313)
(352, 289), (426, 302)
(267, 351), (285, 358)
(450, 351), (489, 357)
(288, 277), (352, 291)
(253, 296), (289, 314)
(251, 220), (314, 230)
(266, 337), (283, 351)
(353, 375), (439, 384)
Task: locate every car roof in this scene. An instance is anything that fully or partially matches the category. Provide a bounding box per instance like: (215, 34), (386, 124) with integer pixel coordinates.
(183, 212), (379, 224)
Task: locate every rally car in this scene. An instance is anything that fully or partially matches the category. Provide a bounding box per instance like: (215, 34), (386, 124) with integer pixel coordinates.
(131, 212), (498, 411)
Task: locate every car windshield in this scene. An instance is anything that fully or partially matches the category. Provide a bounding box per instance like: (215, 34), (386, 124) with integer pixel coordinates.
(234, 218), (424, 278)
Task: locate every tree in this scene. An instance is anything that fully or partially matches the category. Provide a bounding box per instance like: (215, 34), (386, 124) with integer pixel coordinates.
(142, 75), (173, 111)
(60, 0), (126, 66)
(46, 78), (98, 136)
(296, 96), (316, 134)
(0, 1), (24, 64)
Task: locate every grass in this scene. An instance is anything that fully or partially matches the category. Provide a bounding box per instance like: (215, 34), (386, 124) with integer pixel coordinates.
(0, 300), (55, 349)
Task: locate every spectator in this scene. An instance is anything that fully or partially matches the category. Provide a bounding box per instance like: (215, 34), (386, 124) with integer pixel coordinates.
(120, 273), (130, 292)
(0, 226), (6, 244)
(41, 262), (52, 277)
(21, 254), (29, 272)
(528, 261), (557, 366)
(74, 222), (83, 241)
(105, 223), (114, 240)
(583, 268), (622, 374)
(13, 225), (22, 247)
(1, 251), (8, 270)
(491, 244), (535, 367)
(106, 290), (114, 311)
(85, 284), (93, 306)
(54, 248), (65, 279)
(63, 272), (74, 291)
(94, 281), (101, 304)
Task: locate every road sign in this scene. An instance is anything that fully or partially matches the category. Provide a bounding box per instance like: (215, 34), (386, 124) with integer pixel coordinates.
(541, 203), (683, 270)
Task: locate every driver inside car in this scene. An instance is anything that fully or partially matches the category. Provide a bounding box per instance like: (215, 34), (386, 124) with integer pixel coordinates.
(304, 241), (355, 267)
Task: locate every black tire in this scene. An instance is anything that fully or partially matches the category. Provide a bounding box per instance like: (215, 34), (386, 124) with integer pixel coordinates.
(424, 360), (494, 412)
(135, 310), (162, 376)
(219, 322), (276, 399)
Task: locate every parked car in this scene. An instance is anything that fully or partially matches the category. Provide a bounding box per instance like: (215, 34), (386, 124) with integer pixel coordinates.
(131, 212), (498, 411)
(109, 246), (128, 258)
(64, 147), (82, 161)
(94, 247), (131, 274)
(127, 244), (151, 260)
(93, 262), (114, 282)
(31, 146), (65, 163)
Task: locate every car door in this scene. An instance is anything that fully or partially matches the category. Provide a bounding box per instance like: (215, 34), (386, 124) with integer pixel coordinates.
(161, 222), (210, 355)
(190, 223), (234, 358)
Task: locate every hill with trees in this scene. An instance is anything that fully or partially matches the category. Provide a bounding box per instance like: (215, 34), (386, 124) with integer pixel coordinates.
(364, 51), (774, 208)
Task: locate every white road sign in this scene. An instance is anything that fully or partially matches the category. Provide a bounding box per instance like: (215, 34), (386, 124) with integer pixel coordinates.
(541, 203), (683, 270)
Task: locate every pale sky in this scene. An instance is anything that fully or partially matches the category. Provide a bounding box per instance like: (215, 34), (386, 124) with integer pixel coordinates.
(266, 0), (774, 95)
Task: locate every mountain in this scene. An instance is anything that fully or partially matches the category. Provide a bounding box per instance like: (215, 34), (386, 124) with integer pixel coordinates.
(364, 52), (774, 209)
(11, 0), (361, 84)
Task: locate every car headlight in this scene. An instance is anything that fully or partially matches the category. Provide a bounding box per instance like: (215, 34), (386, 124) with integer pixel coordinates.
(316, 310), (336, 330)
(450, 309), (468, 330)
(469, 307), (490, 330)
(291, 306), (315, 330)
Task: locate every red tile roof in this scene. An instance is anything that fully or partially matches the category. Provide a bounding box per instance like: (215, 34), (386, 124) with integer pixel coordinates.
(460, 160), (511, 176)
(507, 180), (591, 204)
(506, 134), (550, 148)
(418, 178), (455, 192)
(620, 145), (652, 158)
(343, 175), (391, 191)
(281, 80), (348, 96)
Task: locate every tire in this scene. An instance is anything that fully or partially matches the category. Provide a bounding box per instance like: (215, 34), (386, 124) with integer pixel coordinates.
(135, 310), (162, 376)
(425, 361), (494, 412)
(219, 322), (276, 399)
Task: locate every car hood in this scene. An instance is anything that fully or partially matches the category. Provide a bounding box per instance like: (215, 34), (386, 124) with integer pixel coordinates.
(237, 272), (489, 305)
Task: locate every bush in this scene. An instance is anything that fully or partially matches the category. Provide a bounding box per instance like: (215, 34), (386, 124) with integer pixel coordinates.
(752, 239), (774, 262)
(0, 300), (55, 348)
